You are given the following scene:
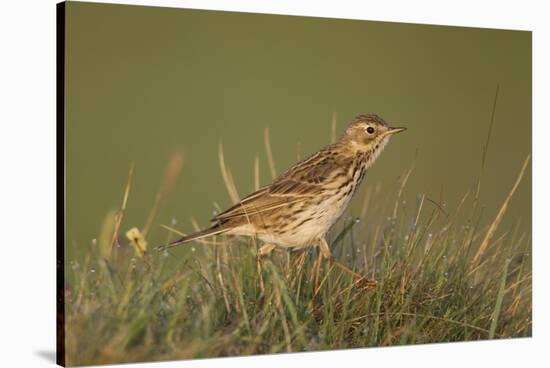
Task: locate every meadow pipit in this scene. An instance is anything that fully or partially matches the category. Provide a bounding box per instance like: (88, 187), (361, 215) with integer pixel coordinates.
(160, 114), (405, 283)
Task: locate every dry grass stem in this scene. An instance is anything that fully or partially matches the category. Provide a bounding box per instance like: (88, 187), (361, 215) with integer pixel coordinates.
(218, 142), (240, 204)
(263, 127), (277, 179)
(471, 155), (530, 267)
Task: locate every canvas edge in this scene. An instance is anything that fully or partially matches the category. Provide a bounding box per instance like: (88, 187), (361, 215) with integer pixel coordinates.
(56, 1), (66, 367)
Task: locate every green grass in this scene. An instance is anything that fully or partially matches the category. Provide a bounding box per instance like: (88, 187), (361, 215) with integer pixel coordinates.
(63, 152), (531, 366)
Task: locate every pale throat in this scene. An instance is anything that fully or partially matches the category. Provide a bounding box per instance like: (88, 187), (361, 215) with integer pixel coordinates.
(339, 135), (391, 167)
(362, 136), (390, 166)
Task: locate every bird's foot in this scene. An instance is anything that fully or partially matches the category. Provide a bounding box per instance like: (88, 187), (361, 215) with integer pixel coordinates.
(328, 256), (377, 289)
(354, 277), (377, 289)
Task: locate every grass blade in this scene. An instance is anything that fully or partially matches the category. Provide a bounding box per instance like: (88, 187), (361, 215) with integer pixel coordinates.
(489, 257), (511, 339)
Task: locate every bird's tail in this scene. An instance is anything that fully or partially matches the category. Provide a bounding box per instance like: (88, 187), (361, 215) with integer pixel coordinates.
(157, 225), (228, 251)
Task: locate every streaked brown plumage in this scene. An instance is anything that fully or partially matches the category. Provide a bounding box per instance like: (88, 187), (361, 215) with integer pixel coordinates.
(161, 114), (405, 261)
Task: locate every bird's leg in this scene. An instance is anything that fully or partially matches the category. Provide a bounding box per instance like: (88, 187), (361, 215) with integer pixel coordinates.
(257, 243), (276, 258)
(314, 251), (323, 291)
(256, 242), (274, 292)
(318, 237), (377, 288)
(255, 243), (276, 297)
(318, 237), (333, 259)
(314, 238), (334, 290)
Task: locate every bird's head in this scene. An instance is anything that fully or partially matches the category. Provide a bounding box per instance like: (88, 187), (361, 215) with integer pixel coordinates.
(341, 114), (406, 154)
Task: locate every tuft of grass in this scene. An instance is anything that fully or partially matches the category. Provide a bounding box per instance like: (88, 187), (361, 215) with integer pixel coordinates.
(63, 114), (531, 365)
(64, 162), (531, 366)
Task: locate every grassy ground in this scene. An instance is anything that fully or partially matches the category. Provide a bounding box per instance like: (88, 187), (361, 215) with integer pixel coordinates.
(63, 146), (531, 366)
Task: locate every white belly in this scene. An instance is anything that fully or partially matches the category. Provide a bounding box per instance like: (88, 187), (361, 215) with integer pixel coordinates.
(228, 189), (354, 250)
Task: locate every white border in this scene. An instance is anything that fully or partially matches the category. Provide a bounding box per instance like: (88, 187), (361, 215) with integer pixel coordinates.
(1, 1), (548, 367)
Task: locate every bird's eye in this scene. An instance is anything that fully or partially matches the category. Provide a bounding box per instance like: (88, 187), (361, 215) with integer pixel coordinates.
(366, 126), (375, 134)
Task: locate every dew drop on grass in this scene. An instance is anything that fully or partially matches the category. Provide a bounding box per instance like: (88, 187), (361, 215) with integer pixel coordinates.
(171, 217), (177, 225)
(354, 218), (361, 224)
(428, 233), (433, 238)
(91, 238), (97, 246)
(89, 268), (96, 273)
(191, 247), (196, 252)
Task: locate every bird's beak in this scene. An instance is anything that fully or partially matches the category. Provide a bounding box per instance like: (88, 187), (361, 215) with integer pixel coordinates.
(387, 127), (407, 135)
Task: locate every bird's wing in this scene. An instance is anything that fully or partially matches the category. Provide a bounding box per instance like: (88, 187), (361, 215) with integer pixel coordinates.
(210, 185), (270, 222)
(211, 151), (347, 223)
(210, 182), (322, 223)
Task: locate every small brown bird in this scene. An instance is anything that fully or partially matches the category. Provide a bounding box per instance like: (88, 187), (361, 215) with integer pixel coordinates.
(161, 114), (405, 264)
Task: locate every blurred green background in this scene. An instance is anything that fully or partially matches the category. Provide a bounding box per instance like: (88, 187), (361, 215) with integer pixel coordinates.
(65, 2), (531, 261)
